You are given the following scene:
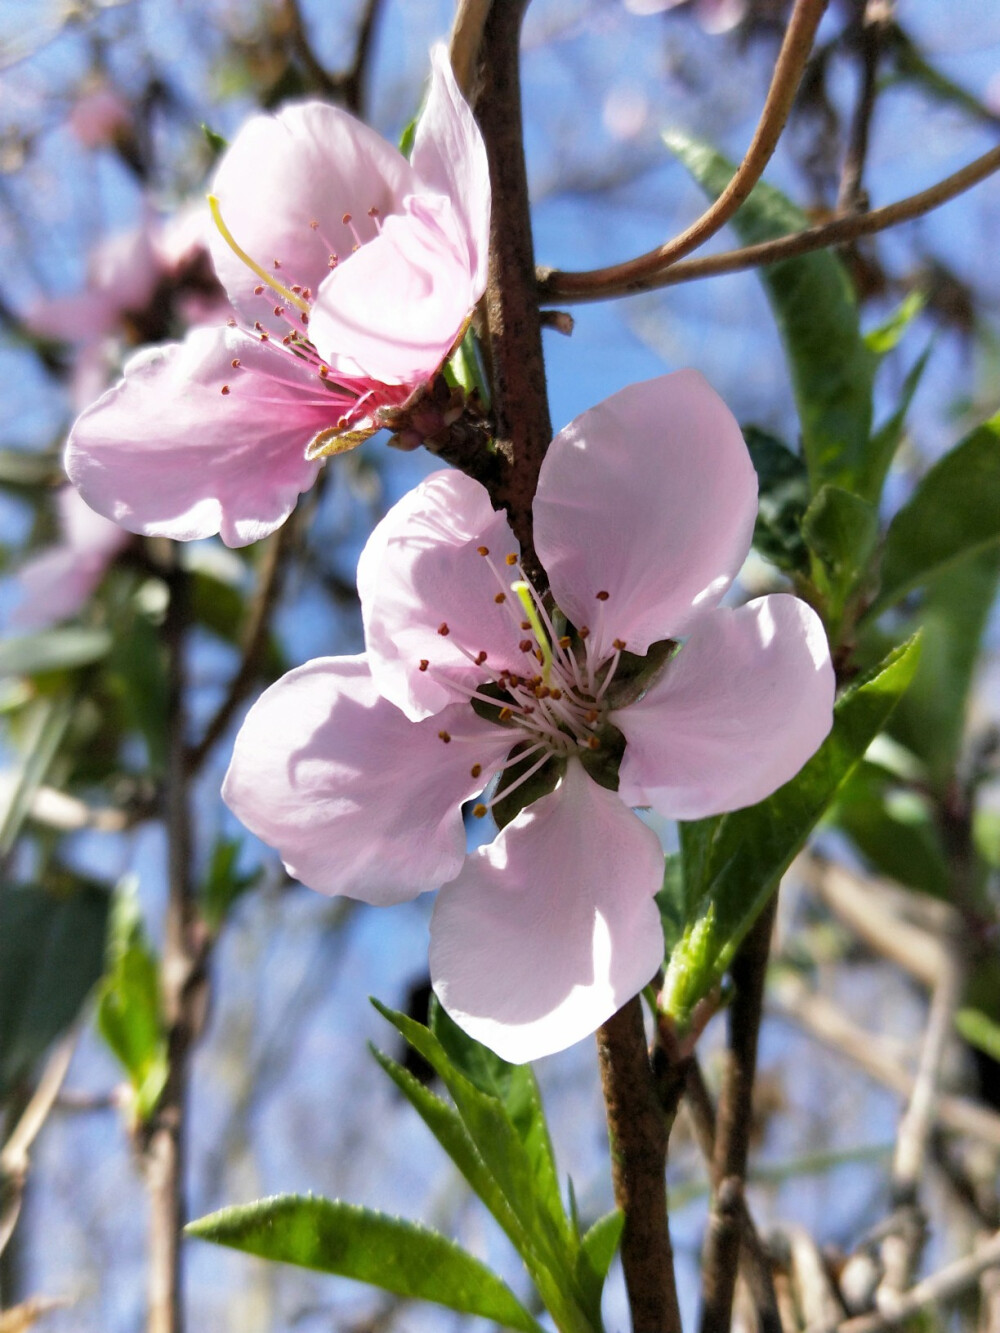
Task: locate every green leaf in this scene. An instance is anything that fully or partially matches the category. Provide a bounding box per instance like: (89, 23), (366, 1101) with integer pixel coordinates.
(879, 547), (1000, 793)
(832, 763), (949, 898)
(656, 853), (687, 956)
(872, 414), (1000, 613)
(860, 343), (932, 502)
(662, 637), (921, 1022)
(202, 836), (258, 931)
(0, 450), (59, 491)
(0, 627), (112, 678)
(864, 290), (926, 356)
(802, 484), (879, 591)
(104, 609), (168, 774)
(0, 696), (74, 855)
(955, 1009), (1000, 1064)
(575, 1211), (624, 1315)
(0, 882), (110, 1096)
(743, 427), (810, 574)
(398, 116), (417, 159)
(187, 1194), (544, 1333)
(372, 1002), (596, 1333)
(96, 884), (168, 1121)
(201, 122), (228, 157)
(666, 131), (876, 494)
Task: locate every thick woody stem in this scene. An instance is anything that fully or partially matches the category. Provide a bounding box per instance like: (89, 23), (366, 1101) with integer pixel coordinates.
(465, 0), (552, 579)
(699, 893), (779, 1333)
(597, 997), (682, 1333)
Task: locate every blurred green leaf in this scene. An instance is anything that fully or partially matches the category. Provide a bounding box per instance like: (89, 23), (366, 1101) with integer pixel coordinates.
(96, 884), (168, 1121)
(864, 290), (926, 356)
(187, 1194), (544, 1333)
(872, 414), (1000, 613)
(656, 853), (687, 956)
(833, 763), (950, 898)
(880, 547), (1000, 793)
(398, 116), (417, 159)
(0, 628), (112, 678)
(955, 1008), (1000, 1063)
(0, 451), (60, 491)
(662, 637), (921, 1022)
(202, 836), (259, 932)
(0, 696), (73, 855)
(201, 122), (228, 157)
(802, 484), (879, 596)
(104, 610), (168, 775)
(666, 131), (876, 495)
(190, 571), (286, 676)
(0, 882), (109, 1096)
(860, 344), (932, 502)
(743, 427), (810, 574)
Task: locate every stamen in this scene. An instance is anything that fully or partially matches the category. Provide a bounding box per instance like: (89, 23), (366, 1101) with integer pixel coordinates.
(596, 590), (610, 601)
(418, 659), (429, 672)
(438, 623), (450, 637)
(438, 730), (451, 743)
(208, 195), (310, 314)
(220, 385), (230, 395)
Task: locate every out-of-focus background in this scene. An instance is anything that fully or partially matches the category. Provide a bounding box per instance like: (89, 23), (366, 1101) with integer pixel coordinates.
(1, 1), (999, 1329)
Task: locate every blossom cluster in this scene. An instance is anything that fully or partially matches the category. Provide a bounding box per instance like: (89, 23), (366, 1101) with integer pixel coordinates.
(50, 48), (834, 1062)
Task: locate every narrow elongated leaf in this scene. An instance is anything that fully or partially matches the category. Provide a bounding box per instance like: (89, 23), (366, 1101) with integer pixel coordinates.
(663, 637), (921, 1021)
(873, 415), (1000, 612)
(575, 1211), (624, 1315)
(96, 886), (167, 1120)
(0, 628), (112, 678)
(743, 427), (810, 574)
(666, 131), (876, 494)
(0, 882), (109, 1095)
(0, 696), (73, 854)
(833, 764), (950, 898)
(860, 344), (931, 500)
(955, 1009), (1000, 1063)
(187, 1194), (544, 1333)
(880, 547), (1000, 792)
(802, 484), (879, 591)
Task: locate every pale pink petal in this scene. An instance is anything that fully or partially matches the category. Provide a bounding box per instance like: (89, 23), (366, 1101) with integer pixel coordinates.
(26, 290), (122, 344)
(65, 325), (334, 546)
(533, 371), (758, 662)
(222, 655), (511, 904)
(308, 195), (475, 384)
(209, 102), (419, 335)
(57, 485), (130, 554)
(429, 760), (665, 1063)
(67, 87), (131, 148)
(11, 547), (109, 630)
(614, 594), (835, 819)
(358, 470), (528, 720)
(410, 44), (491, 294)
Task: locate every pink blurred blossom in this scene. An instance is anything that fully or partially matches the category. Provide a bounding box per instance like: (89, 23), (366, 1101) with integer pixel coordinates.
(65, 47), (490, 548)
(10, 487), (129, 630)
(67, 86), (132, 149)
(223, 372), (835, 1062)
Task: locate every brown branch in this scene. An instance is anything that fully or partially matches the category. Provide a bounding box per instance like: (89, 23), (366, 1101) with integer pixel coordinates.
(684, 1060), (783, 1333)
(280, 0), (383, 114)
(539, 0), (828, 301)
(185, 520), (294, 773)
(597, 998), (682, 1333)
(538, 143), (1000, 304)
(699, 893), (780, 1333)
(466, 0), (552, 578)
(837, 1), (890, 214)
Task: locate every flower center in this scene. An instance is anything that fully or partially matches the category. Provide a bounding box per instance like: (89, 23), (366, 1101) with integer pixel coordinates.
(427, 546), (630, 822)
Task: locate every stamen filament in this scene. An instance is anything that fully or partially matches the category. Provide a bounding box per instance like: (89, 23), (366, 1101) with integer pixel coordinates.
(208, 195), (311, 314)
(511, 581), (552, 684)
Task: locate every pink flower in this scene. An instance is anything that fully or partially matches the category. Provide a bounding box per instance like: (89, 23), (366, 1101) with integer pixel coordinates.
(64, 47), (490, 549)
(223, 372), (835, 1063)
(67, 86), (133, 149)
(10, 487), (129, 631)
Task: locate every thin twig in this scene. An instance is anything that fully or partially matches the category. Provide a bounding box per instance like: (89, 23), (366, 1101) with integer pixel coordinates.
(804, 1229), (1000, 1333)
(540, 0), (829, 300)
(771, 975), (1000, 1149)
(538, 143), (1000, 304)
(837, 1), (891, 214)
(700, 894), (780, 1333)
(145, 549), (210, 1333)
(878, 939), (964, 1298)
(449, 0), (491, 97)
(684, 1060), (783, 1333)
(597, 998), (682, 1333)
(185, 520), (294, 773)
(0, 1033), (77, 1258)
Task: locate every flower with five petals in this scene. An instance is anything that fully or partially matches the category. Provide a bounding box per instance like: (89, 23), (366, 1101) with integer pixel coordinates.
(223, 372), (835, 1062)
(65, 47), (489, 547)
